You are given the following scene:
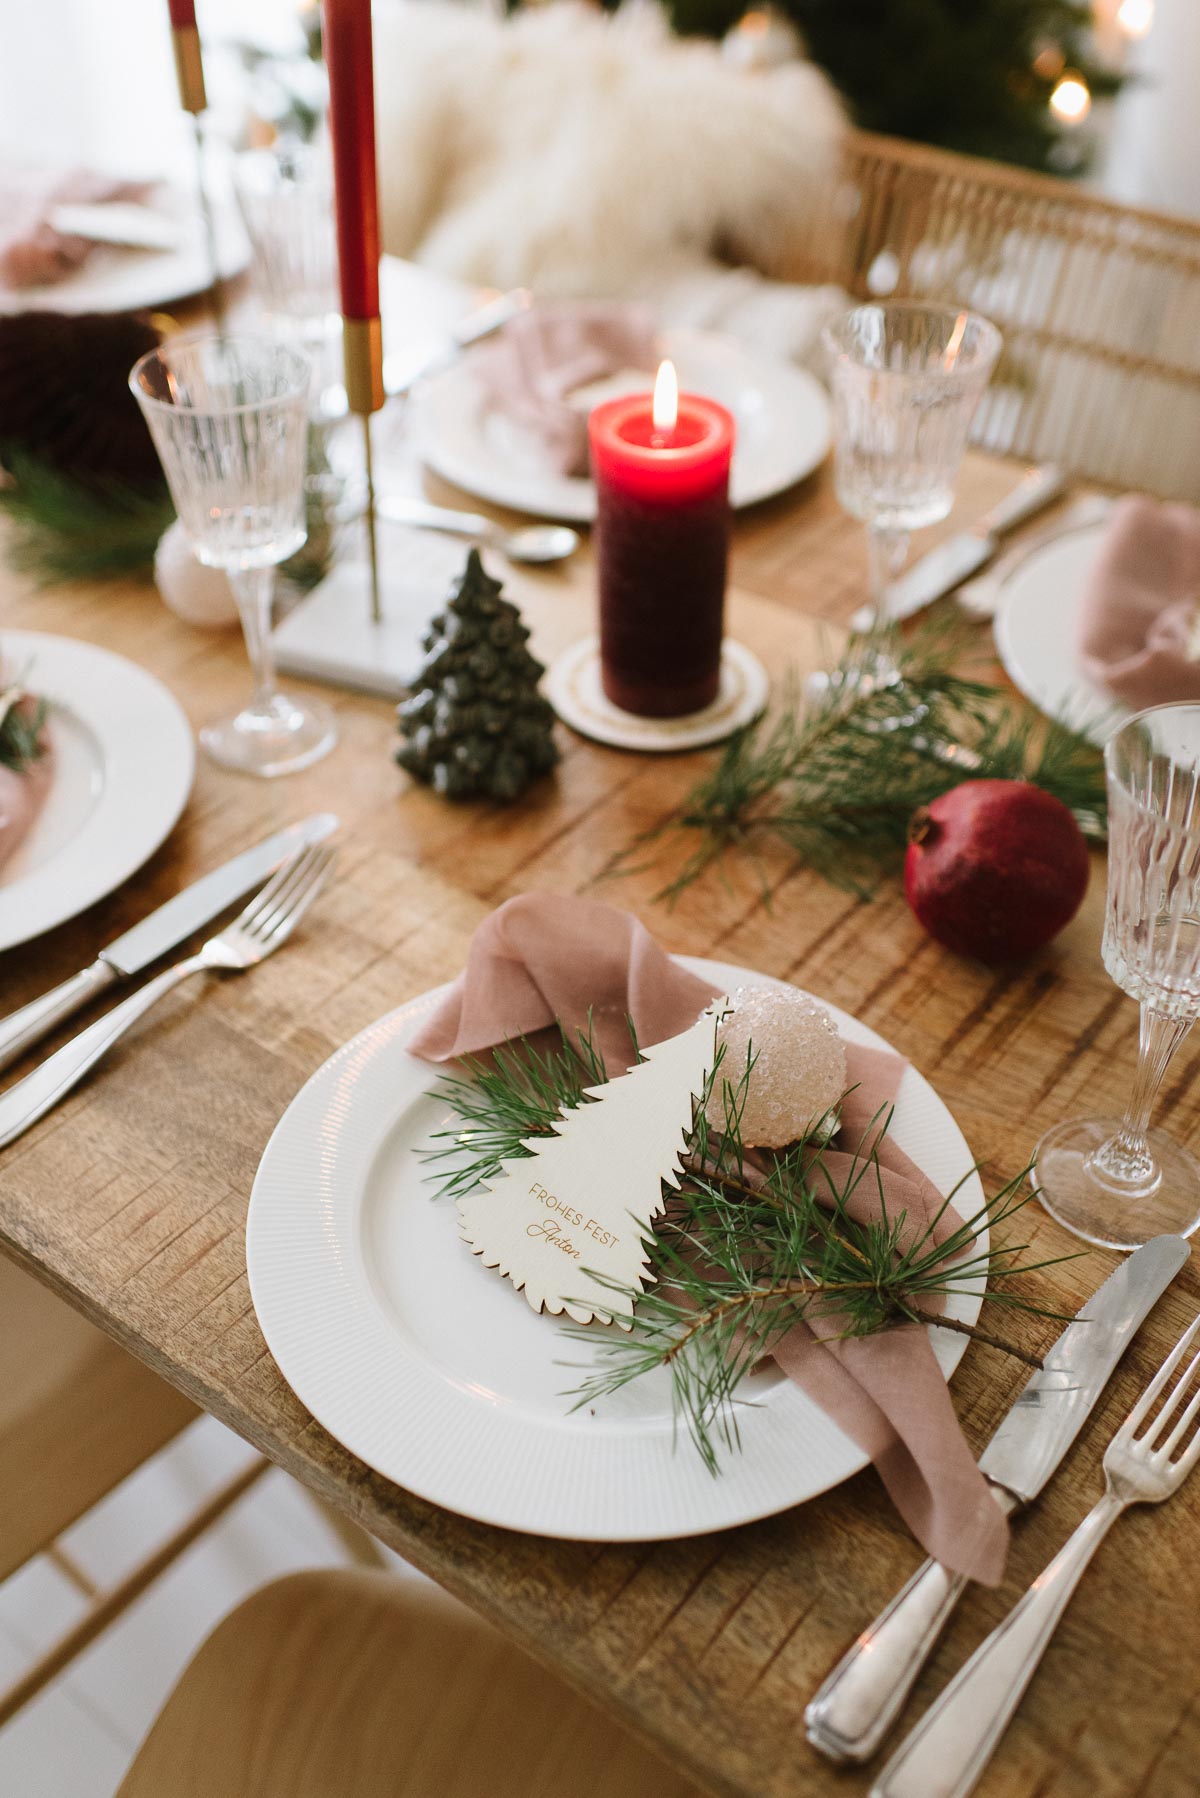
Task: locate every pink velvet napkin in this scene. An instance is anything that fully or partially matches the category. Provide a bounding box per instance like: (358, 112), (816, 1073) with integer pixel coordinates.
(468, 303), (659, 478)
(410, 893), (1009, 1584)
(0, 169), (148, 290)
(0, 696), (52, 877)
(1078, 495), (1200, 709)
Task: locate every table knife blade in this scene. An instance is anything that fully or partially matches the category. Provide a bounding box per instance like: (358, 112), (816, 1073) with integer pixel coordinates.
(0, 813), (338, 1073)
(978, 1232), (1189, 1502)
(805, 1232), (1189, 1764)
(851, 464), (1066, 633)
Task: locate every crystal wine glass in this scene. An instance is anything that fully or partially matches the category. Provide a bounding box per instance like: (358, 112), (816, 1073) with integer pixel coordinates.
(822, 303), (1002, 669)
(233, 142), (339, 363)
(130, 333), (337, 778)
(1034, 703), (1200, 1248)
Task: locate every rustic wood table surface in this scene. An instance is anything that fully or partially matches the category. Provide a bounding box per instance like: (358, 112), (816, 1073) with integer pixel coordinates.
(1, 414), (1197, 1798)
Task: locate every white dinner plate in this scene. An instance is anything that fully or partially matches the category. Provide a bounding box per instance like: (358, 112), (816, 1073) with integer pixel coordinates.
(993, 518), (1121, 745)
(0, 633), (194, 953)
(411, 328), (832, 521)
(0, 187), (248, 317)
(247, 958), (986, 1541)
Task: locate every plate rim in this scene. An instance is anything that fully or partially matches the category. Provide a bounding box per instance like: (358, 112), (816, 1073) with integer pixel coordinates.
(412, 325), (832, 522)
(0, 631), (195, 951)
(247, 957), (987, 1541)
(993, 517), (1122, 746)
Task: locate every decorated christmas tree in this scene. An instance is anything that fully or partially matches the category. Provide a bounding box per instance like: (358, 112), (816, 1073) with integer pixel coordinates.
(605, 0), (1125, 174)
(396, 549), (559, 803)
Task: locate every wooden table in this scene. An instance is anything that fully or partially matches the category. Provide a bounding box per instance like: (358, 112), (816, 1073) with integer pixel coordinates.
(2, 447), (1198, 1798)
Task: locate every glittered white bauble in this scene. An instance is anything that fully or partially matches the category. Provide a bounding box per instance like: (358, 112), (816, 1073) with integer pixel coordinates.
(706, 983), (847, 1147)
(154, 521), (240, 629)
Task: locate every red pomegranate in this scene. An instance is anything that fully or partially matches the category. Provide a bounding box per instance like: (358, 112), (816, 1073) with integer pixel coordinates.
(904, 780), (1090, 964)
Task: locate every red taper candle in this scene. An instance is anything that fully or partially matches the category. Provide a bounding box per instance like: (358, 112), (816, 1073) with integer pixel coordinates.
(167, 0), (206, 113)
(323, 0), (383, 401)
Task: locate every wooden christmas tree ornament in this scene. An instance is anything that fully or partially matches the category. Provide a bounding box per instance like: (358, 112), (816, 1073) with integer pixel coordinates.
(456, 1004), (727, 1325)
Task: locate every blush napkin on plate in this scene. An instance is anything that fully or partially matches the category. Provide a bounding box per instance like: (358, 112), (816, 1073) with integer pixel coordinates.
(0, 682), (52, 877)
(1078, 494), (1200, 709)
(410, 892), (1009, 1584)
(467, 303), (659, 479)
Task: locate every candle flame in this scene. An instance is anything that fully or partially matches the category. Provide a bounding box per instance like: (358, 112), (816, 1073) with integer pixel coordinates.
(652, 359), (679, 434)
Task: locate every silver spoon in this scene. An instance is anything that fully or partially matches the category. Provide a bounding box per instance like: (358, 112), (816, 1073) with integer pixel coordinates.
(376, 495), (580, 565)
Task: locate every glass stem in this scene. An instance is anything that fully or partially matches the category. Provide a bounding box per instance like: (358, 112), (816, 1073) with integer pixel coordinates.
(1090, 1004), (1193, 1189)
(866, 525), (909, 641)
(230, 566), (278, 713)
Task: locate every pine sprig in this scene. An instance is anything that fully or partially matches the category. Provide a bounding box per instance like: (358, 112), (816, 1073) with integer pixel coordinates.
(425, 1014), (1077, 1473)
(0, 684), (47, 774)
(0, 452), (173, 586)
(611, 623), (1107, 904)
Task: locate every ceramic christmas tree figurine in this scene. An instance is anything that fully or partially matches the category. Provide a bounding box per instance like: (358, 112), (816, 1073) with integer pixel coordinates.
(396, 549), (559, 802)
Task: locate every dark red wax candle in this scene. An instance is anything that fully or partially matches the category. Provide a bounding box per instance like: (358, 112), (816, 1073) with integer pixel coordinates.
(322, 0), (381, 323)
(589, 377), (734, 718)
(167, 0), (196, 25)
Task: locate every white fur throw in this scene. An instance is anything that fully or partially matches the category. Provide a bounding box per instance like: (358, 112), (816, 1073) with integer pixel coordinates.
(374, 1), (848, 365)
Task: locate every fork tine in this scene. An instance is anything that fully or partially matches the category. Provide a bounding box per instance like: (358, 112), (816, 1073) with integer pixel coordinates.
(247, 843), (324, 940)
(236, 846), (315, 932)
(1155, 1350), (1200, 1459)
(1125, 1314), (1200, 1439)
(255, 846), (334, 948)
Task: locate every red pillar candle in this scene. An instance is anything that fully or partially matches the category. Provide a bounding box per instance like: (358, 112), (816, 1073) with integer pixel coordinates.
(588, 364), (734, 718)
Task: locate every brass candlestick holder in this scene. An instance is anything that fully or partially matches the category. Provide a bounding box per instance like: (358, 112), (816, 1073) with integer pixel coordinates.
(343, 314), (385, 624)
(169, 20), (224, 328)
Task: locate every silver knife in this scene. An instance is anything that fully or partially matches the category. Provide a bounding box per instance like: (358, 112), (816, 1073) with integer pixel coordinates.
(382, 287), (531, 398)
(853, 464), (1067, 633)
(805, 1233), (1189, 1764)
(0, 814), (338, 1073)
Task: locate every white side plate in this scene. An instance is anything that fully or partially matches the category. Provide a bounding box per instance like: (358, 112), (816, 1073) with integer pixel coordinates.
(247, 959), (986, 1541)
(993, 519), (1121, 744)
(0, 632), (194, 952)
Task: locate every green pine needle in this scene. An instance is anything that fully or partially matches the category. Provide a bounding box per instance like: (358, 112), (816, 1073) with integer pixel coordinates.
(0, 452), (173, 586)
(611, 621), (1108, 905)
(0, 685), (47, 775)
(424, 1015), (1078, 1474)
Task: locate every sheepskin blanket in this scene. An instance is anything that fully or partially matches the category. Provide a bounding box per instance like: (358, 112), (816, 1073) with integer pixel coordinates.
(373, 1), (848, 365)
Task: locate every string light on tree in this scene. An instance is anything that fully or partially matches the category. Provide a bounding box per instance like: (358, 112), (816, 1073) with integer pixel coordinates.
(1116, 0), (1154, 37)
(1049, 70), (1092, 125)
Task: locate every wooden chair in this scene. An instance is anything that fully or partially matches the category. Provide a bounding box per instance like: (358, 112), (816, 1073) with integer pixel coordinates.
(0, 1257), (265, 1723)
(795, 131), (1200, 501)
(117, 1568), (706, 1798)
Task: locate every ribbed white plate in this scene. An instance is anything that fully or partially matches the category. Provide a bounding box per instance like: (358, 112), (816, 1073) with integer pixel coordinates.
(0, 632), (194, 952)
(247, 959), (985, 1540)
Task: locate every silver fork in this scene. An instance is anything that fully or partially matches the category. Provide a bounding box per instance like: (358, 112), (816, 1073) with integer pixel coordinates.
(0, 843), (334, 1152)
(872, 1313), (1200, 1798)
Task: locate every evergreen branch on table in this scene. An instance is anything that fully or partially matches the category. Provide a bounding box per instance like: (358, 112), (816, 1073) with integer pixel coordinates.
(609, 621), (1108, 905)
(424, 1015), (1078, 1474)
(0, 685), (47, 774)
(0, 452), (173, 585)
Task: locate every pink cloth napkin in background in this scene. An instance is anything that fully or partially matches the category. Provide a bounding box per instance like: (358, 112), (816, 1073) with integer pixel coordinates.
(468, 303), (659, 477)
(0, 168), (149, 290)
(1078, 495), (1200, 709)
(410, 892), (1009, 1585)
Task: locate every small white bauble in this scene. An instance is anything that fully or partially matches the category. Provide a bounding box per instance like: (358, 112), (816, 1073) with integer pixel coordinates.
(154, 521), (240, 629)
(706, 983), (847, 1147)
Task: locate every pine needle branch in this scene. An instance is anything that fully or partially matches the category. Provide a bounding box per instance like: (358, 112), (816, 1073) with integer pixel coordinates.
(424, 1012), (1079, 1472)
(607, 621), (1107, 905)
